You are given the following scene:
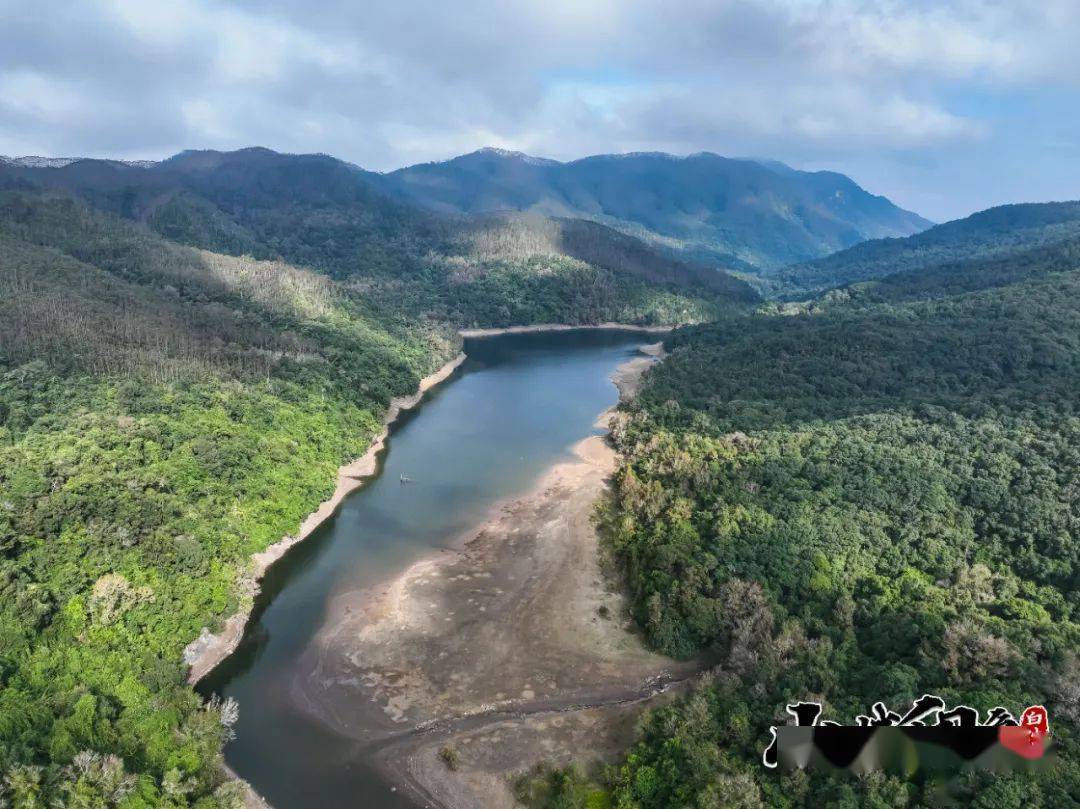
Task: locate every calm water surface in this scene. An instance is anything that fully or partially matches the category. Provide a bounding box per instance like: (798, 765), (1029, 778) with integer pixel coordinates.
(199, 330), (649, 808)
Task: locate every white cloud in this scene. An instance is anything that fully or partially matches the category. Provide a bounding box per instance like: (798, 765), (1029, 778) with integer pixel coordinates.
(0, 69), (90, 122)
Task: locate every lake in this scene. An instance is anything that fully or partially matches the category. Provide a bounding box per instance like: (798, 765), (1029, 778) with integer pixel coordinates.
(198, 329), (653, 808)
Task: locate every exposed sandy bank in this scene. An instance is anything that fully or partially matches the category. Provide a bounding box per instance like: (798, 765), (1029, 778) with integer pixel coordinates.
(292, 342), (693, 808)
(387, 688), (685, 809)
(459, 322), (673, 338)
(183, 351), (467, 686)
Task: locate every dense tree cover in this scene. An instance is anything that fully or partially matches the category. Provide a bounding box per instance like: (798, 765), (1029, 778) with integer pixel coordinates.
(417, 256), (727, 329)
(771, 201), (1080, 299)
(528, 249), (1080, 806)
(843, 235), (1080, 306)
(0, 369), (389, 807)
(458, 214), (756, 301)
(0, 191), (464, 806)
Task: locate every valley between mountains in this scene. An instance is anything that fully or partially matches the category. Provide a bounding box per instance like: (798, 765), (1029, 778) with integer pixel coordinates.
(1, 146), (1078, 809)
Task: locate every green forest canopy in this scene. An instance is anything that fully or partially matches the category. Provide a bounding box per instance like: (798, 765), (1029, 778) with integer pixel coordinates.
(528, 227), (1080, 808)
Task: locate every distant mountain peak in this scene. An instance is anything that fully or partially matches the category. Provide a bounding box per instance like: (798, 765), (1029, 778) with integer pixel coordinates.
(573, 151), (685, 164)
(165, 146), (281, 164)
(741, 157), (799, 176)
(464, 147), (560, 166)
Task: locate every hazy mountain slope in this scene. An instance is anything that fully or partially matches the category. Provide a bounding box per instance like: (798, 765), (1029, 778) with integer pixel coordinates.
(775, 200), (1080, 298)
(0, 148), (756, 313)
(381, 148), (931, 271)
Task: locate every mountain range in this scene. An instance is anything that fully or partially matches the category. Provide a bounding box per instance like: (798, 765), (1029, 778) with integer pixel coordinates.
(0, 146), (931, 281)
(0, 147), (748, 303)
(0, 146), (759, 351)
(378, 147), (931, 270)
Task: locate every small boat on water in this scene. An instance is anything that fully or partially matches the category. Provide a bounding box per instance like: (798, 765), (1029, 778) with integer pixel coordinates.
(399, 473), (412, 484)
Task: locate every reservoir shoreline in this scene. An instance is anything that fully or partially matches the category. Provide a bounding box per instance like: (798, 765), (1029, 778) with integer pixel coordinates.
(184, 323), (679, 687)
(190, 328), (679, 809)
(294, 341), (681, 808)
(183, 350), (467, 686)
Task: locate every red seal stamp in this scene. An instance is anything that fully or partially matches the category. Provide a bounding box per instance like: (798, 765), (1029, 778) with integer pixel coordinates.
(998, 705), (1049, 759)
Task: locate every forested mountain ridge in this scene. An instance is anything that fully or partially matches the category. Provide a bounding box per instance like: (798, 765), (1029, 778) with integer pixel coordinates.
(380, 148), (931, 272)
(773, 199), (1080, 298)
(0, 190), (446, 383)
(0, 147), (458, 279)
(524, 217), (1080, 806)
(0, 147), (756, 319)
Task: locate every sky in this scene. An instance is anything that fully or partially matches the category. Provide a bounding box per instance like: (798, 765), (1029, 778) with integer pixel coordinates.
(1, 1), (1079, 222)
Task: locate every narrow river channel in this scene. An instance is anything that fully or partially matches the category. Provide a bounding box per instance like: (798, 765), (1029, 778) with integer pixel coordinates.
(198, 329), (653, 808)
